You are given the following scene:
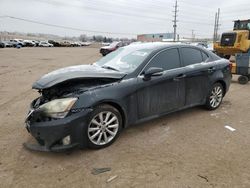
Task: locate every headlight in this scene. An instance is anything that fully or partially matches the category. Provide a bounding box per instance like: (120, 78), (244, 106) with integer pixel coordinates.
(39, 98), (77, 119)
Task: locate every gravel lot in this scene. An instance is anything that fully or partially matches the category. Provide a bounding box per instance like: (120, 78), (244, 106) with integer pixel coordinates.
(0, 47), (250, 188)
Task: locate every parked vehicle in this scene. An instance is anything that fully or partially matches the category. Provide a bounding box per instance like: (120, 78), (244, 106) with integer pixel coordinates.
(9, 39), (23, 47)
(3, 41), (14, 48)
(0, 41), (5, 48)
(191, 42), (208, 49)
(39, 41), (53, 47)
(24, 43), (231, 152)
(32, 40), (40, 47)
(100, 41), (124, 56)
(101, 42), (111, 46)
(71, 42), (81, 47)
(80, 42), (91, 46)
(14, 39), (25, 46)
(23, 40), (36, 47)
(60, 41), (71, 47)
(214, 19), (250, 58)
(48, 40), (60, 47)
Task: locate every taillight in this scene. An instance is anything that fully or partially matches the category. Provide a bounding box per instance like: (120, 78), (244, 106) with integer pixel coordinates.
(229, 62), (232, 71)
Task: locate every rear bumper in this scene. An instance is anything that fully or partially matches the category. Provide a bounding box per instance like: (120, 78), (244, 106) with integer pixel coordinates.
(24, 109), (92, 152)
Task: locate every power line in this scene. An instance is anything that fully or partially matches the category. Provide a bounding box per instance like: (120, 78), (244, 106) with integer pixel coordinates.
(32, 0), (217, 26)
(0, 16), (137, 36)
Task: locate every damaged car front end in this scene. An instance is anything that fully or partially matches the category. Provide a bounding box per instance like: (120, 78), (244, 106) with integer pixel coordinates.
(24, 64), (126, 152)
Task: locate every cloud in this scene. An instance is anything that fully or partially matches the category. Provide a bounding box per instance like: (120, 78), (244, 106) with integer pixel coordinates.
(0, 0), (249, 38)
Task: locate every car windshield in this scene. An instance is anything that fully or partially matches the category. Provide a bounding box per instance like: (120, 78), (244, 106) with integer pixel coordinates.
(95, 47), (153, 73)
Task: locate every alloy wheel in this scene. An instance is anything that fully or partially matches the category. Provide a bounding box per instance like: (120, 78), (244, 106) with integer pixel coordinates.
(209, 86), (223, 108)
(88, 111), (119, 146)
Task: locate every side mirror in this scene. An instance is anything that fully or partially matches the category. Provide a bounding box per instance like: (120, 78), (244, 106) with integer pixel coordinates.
(143, 67), (163, 80)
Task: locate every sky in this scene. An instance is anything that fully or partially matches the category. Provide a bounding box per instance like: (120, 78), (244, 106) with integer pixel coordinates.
(0, 0), (250, 39)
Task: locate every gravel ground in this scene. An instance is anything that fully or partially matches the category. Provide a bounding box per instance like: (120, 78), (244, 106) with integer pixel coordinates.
(0, 47), (250, 188)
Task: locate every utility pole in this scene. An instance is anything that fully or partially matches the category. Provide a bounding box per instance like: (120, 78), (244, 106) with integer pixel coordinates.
(172, 0), (178, 42)
(213, 12), (218, 42)
(191, 30), (195, 42)
(216, 8), (220, 41)
(213, 8), (220, 42)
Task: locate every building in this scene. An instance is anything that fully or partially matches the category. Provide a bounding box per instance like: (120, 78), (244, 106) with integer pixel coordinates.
(137, 33), (174, 42)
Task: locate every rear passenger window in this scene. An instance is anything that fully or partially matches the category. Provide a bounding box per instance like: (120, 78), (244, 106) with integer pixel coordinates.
(201, 51), (209, 61)
(181, 48), (203, 66)
(145, 48), (181, 71)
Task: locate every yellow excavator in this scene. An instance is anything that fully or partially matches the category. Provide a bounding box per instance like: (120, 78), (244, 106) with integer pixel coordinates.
(214, 19), (250, 84)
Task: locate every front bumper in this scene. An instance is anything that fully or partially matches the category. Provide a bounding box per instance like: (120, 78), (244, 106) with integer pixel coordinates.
(24, 109), (92, 152)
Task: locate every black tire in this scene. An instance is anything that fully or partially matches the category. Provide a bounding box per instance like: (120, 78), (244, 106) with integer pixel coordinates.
(86, 104), (122, 149)
(238, 76), (249, 85)
(205, 83), (224, 110)
(238, 75), (249, 85)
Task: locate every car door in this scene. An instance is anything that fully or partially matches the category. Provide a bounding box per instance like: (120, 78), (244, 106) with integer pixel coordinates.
(136, 48), (186, 119)
(180, 47), (214, 106)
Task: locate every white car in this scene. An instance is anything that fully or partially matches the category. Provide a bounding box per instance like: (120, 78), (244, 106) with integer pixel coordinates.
(23, 40), (36, 47)
(80, 42), (91, 46)
(39, 41), (53, 47)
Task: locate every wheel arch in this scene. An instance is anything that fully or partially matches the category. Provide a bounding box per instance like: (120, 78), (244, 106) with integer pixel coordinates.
(214, 80), (227, 96)
(93, 100), (127, 128)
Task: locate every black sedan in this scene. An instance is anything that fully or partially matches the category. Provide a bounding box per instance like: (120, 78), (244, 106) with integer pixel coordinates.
(24, 43), (231, 152)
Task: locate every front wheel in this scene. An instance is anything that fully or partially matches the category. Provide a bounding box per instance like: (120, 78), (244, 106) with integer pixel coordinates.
(86, 105), (122, 149)
(205, 83), (224, 110)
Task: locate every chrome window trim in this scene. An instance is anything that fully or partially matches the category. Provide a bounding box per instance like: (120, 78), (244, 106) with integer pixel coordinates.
(137, 47), (181, 77)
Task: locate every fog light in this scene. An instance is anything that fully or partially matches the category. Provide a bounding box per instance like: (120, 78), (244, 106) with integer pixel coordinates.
(62, 135), (71, 145)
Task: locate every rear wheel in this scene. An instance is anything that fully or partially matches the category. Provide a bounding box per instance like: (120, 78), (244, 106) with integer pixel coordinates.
(86, 105), (122, 149)
(205, 83), (224, 110)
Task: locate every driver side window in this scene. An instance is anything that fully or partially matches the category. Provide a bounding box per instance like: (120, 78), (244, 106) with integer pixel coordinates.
(144, 48), (181, 71)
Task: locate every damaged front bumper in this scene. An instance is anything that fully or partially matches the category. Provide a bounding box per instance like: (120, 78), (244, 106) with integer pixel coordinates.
(24, 108), (93, 152)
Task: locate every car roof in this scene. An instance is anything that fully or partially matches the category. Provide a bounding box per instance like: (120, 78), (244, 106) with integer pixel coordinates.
(122, 42), (220, 61)
(124, 42), (191, 51)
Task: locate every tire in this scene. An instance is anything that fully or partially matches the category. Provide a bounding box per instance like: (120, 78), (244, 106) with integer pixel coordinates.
(205, 83), (224, 110)
(86, 105), (122, 149)
(238, 75), (249, 85)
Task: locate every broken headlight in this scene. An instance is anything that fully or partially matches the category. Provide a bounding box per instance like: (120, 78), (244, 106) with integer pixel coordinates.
(39, 98), (77, 119)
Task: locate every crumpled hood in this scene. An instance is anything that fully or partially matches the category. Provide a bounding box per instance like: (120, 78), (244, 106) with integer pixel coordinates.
(32, 64), (126, 90)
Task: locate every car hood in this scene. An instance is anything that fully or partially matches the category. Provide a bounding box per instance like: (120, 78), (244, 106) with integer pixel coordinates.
(32, 64), (126, 90)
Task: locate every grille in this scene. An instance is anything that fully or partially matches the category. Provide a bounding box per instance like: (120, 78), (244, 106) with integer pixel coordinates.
(220, 33), (236, 46)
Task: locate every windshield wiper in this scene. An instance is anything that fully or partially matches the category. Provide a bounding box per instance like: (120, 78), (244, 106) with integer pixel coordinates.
(101, 65), (119, 72)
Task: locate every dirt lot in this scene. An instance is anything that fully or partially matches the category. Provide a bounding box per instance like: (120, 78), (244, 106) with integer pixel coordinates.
(0, 47), (250, 188)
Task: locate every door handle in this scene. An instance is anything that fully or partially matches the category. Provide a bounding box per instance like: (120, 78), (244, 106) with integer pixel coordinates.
(207, 67), (216, 73)
(173, 74), (186, 81)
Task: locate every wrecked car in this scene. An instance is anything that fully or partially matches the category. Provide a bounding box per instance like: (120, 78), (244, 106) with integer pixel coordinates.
(24, 43), (231, 152)
(100, 41), (124, 56)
